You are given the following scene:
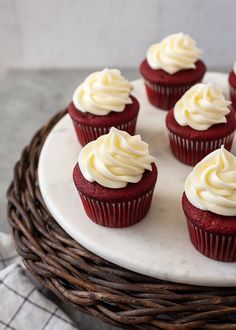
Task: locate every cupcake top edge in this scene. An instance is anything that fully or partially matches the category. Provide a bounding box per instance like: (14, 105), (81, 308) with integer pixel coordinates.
(146, 32), (202, 75)
(185, 146), (236, 216)
(173, 83), (231, 131)
(78, 127), (155, 189)
(73, 68), (134, 116)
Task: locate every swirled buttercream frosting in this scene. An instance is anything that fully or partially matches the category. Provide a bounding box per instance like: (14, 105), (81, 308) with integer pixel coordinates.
(146, 32), (201, 74)
(73, 68), (133, 115)
(78, 127), (155, 188)
(185, 146), (236, 216)
(174, 83), (231, 131)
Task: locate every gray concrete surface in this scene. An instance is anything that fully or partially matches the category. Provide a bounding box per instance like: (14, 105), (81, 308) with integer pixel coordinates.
(1, 0), (236, 73)
(0, 69), (137, 329)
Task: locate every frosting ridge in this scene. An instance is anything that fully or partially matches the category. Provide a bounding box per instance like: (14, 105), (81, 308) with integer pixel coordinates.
(185, 146), (236, 216)
(73, 68), (133, 115)
(146, 32), (201, 74)
(78, 127), (155, 188)
(174, 83), (231, 131)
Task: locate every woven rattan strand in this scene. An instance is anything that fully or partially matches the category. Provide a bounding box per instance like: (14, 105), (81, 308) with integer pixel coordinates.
(7, 110), (236, 329)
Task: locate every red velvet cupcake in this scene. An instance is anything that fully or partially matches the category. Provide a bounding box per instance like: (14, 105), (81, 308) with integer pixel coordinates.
(68, 68), (139, 146)
(228, 62), (236, 110)
(73, 127), (158, 227)
(139, 33), (206, 110)
(166, 83), (235, 166)
(183, 147), (236, 262)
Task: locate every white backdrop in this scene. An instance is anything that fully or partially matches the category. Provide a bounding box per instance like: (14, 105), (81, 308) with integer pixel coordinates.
(0, 0), (235, 71)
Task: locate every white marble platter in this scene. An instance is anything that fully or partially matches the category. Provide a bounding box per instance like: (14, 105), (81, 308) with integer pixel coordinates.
(38, 72), (236, 287)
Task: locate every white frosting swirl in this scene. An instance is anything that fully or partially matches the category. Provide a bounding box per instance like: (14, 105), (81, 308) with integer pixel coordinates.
(146, 32), (201, 74)
(73, 68), (134, 116)
(233, 61), (236, 75)
(185, 146), (236, 216)
(78, 127), (155, 189)
(174, 83), (231, 131)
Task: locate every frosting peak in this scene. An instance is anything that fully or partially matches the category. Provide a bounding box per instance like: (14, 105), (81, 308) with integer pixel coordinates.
(146, 32), (201, 74)
(174, 83), (231, 131)
(73, 69), (134, 116)
(78, 127), (155, 189)
(185, 146), (236, 216)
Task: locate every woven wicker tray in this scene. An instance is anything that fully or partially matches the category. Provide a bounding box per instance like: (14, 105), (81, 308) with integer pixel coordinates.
(7, 110), (236, 329)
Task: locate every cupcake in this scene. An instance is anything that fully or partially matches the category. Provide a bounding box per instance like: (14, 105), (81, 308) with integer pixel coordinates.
(166, 83), (236, 166)
(73, 127), (158, 227)
(139, 32), (206, 110)
(183, 146), (236, 262)
(229, 61), (236, 110)
(68, 68), (139, 146)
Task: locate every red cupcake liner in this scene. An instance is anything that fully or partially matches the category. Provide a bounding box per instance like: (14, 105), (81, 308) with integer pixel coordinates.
(144, 80), (201, 110)
(187, 219), (236, 262)
(167, 130), (235, 166)
(230, 85), (236, 111)
(72, 118), (137, 146)
(78, 189), (154, 228)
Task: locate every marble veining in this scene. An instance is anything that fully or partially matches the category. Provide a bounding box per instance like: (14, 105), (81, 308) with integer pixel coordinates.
(38, 73), (236, 287)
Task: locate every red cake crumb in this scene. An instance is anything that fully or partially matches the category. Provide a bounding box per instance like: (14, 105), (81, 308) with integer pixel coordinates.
(165, 108), (236, 165)
(166, 108), (236, 141)
(73, 163), (157, 202)
(229, 70), (236, 111)
(68, 95), (139, 146)
(182, 193), (236, 262)
(139, 60), (206, 86)
(139, 60), (206, 110)
(73, 163), (158, 227)
(182, 193), (236, 235)
(68, 95), (139, 127)
(229, 70), (236, 87)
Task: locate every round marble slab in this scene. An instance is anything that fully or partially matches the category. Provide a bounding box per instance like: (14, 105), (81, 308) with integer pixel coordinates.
(38, 72), (236, 287)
